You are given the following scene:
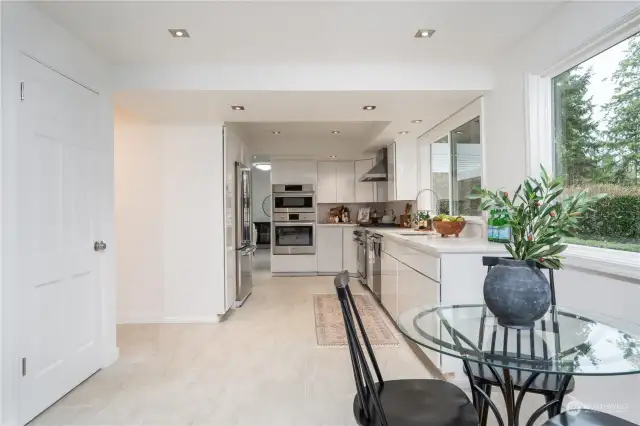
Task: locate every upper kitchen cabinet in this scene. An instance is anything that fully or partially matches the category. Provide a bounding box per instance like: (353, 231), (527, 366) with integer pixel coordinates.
(336, 162), (355, 203)
(271, 160), (318, 185)
(317, 161), (355, 203)
(387, 140), (418, 201)
(354, 159), (375, 202)
(317, 161), (338, 203)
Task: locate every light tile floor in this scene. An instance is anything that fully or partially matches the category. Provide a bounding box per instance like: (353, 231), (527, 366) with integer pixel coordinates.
(29, 254), (432, 426)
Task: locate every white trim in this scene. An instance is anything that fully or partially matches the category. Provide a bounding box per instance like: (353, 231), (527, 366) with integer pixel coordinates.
(117, 316), (220, 325)
(565, 245), (640, 282)
(540, 9), (640, 79)
(525, 74), (553, 177)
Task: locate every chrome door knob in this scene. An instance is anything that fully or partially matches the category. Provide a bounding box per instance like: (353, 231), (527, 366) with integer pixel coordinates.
(94, 241), (107, 252)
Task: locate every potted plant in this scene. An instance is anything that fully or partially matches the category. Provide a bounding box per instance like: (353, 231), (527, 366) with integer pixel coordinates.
(413, 210), (432, 230)
(469, 166), (604, 328)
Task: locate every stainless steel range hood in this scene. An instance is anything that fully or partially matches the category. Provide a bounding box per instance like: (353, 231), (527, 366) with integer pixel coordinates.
(359, 147), (388, 182)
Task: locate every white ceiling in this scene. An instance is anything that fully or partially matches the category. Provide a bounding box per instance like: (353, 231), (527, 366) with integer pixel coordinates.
(36, 1), (564, 65)
(228, 121), (390, 160)
(113, 89), (483, 157)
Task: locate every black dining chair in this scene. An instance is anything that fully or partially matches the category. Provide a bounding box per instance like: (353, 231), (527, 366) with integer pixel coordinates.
(542, 409), (639, 426)
(470, 257), (576, 426)
(333, 270), (478, 426)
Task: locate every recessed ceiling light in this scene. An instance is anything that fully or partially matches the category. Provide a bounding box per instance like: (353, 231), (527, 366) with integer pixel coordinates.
(411, 120), (423, 124)
(332, 130), (340, 134)
(255, 163), (271, 171)
(231, 105), (245, 111)
(169, 29), (190, 38)
(363, 105), (376, 111)
(330, 155), (338, 159)
(272, 131), (280, 135)
(253, 156), (257, 159)
(398, 131), (409, 135)
(415, 29), (435, 38)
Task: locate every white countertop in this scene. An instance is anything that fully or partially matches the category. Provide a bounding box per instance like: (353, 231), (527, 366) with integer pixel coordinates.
(316, 223), (360, 227)
(371, 227), (507, 256)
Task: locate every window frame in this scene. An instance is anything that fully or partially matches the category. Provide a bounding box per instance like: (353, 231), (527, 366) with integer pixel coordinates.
(417, 99), (484, 218)
(526, 14), (640, 279)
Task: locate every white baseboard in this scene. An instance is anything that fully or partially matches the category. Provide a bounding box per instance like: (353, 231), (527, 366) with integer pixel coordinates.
(117, 316), (220, 325)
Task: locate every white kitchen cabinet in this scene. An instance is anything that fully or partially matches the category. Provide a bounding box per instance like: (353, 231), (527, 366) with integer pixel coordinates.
(397, 260), (440, 367)
(355, 159), (375, 202)
(316, 161), (338, 203)
(342, 228), (358, 276)
(380, 250), (398, 319)
(271, 159), (318, 185)
(336, 162), (356, 203)
(387, 142), (397, 201)
(386, 139), (418, 201)
(317, 161), (356, 203)
(317, 227), (344, 274)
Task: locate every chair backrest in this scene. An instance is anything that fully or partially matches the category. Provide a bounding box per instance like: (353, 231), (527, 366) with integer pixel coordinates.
(333, 270), (388, 426)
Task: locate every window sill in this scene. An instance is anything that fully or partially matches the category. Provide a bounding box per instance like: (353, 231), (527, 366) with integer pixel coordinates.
(564, 244), (640, 282)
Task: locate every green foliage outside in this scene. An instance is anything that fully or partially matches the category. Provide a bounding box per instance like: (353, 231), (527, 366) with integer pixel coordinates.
(552, 32), (640, 252)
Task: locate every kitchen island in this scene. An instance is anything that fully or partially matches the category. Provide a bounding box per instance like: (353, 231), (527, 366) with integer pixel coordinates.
(370, 227), (507, 384)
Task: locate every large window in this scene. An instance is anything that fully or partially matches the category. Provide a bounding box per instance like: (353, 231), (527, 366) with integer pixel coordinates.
(551, 32), (640, 252)
(424, 116), (482, 216)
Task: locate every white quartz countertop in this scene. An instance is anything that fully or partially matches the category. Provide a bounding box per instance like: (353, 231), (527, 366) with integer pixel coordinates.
(371, 228), (507, 256)
(316, 223), (360, 227)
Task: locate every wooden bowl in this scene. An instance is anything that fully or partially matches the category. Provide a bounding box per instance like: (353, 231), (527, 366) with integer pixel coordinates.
(433, 220), (466, 237)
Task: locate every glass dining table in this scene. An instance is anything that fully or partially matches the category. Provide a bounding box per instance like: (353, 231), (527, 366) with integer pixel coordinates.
(397, 304), (640, 426)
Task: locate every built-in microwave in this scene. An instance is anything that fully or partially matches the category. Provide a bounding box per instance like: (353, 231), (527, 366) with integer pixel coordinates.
(272, 184), (315, 213)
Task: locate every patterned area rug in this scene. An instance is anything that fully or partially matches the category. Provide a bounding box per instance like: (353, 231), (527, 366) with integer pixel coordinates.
(313, 294), (399, 347)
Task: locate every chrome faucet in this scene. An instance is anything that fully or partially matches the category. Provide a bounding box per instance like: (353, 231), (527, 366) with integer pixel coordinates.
(415, 188), (441, 215)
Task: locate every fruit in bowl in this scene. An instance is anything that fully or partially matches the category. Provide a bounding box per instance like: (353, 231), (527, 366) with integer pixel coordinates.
(432, 214), (466, 237)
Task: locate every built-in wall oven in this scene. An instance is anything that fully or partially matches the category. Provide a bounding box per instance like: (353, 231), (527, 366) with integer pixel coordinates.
(273, 184), (315, 213)
(272, 212), (316, 255)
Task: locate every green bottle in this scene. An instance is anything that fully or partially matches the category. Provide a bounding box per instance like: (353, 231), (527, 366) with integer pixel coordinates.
(488, 209), (495, 242)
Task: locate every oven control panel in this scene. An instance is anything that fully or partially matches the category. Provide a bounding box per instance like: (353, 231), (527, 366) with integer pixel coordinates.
(273, 212), (316, 222)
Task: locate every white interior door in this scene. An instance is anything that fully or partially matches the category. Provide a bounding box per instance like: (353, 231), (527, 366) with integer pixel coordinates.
(17, 55), (103, 425)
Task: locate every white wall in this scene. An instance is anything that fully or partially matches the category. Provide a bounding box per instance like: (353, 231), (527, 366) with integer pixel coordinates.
(115, 112), (227, 323)
(252, 167), (271, 222)
(114, 109), (164, 323)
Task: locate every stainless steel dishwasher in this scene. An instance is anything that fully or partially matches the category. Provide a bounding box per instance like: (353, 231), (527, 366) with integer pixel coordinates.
(366, 233), (382, 300)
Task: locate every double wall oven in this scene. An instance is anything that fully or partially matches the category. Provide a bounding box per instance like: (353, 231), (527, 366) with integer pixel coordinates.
(272, 185), (316, 255)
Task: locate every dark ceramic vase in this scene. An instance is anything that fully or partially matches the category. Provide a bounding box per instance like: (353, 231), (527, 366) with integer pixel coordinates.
(483, 258), (551, 329)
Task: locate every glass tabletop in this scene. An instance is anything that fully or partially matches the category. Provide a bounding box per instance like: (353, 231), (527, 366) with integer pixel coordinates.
(397, 304), (640, 376)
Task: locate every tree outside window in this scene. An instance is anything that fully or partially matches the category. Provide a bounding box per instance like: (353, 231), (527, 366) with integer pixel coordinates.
(552, 32), (640, 252)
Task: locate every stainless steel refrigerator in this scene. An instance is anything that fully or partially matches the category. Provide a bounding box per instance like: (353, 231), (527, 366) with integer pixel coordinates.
(235, 161), (255, 307)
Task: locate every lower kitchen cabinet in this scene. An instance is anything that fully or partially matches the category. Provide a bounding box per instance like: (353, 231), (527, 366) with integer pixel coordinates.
(397, 261), (439, 313)
(380, 250), (398, 319)
(317, 227), (345, 274)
